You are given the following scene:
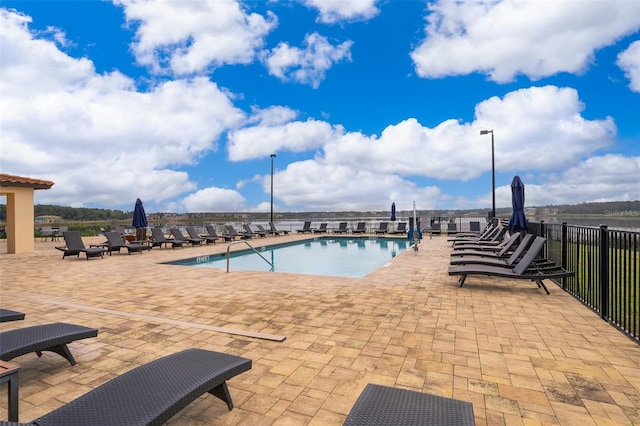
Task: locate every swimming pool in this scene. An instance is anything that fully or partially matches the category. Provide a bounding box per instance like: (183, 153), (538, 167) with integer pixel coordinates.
(167, 236), (411, 278)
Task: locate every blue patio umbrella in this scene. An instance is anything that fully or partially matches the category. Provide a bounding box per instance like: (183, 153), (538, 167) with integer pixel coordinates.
(508, 176), (528, 232)
(390, 202), (396, 221)
(132, 198), (148, 240)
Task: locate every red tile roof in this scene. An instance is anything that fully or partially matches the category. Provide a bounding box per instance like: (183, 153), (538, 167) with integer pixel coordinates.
(0, 173), (54, 189)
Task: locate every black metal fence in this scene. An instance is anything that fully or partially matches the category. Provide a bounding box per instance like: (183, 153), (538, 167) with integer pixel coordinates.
(528, 221), (639, 343)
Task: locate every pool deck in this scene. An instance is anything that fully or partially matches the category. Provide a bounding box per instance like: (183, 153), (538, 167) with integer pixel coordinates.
(1, 233), (639, 425)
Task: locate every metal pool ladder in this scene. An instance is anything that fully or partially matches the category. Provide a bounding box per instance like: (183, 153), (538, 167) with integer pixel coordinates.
(226, 240), (273, 273)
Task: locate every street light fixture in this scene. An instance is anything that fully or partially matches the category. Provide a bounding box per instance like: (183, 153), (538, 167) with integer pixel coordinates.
(479, 129), (496, 220)
(270, 154), (276, 225)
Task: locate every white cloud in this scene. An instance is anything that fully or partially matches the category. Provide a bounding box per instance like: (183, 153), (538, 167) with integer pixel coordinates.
(114, 0), (277, 75)
(617, 40), (640, 93)
(0, 8), (244, 209)
(411, 0), (640, 82)
(262, 32), (353, 88)
(301, 0), (380, 24)
(181, 186), (246, 212)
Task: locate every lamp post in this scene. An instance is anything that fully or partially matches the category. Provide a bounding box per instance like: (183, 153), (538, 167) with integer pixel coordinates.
(270, 154), (276, 225)
(479, 129), (496, 220)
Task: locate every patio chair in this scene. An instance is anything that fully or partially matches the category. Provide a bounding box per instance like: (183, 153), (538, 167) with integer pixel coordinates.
(313, 223), (328, 234)
(429, 222), (441, 236)
(184, 226), (207, 245)
(203, 225), (221, 244)
(343, 383), (475, 426)
(446, 222), (458, 235)
(0, 309), (25, 323)
(151, 227), (184, 248)
(448, 237), (574, 294)
(389, 222), (406, 235)
(171, 228), (203, 246)
(225, 225), (252, 240)
(55, 231), (106, 260)
(451, 233), (523, 257)
(334, 222), (348, 234)
(448, 223), (500, 243)
(352, 222), (367, 234)
(450, 234), (537, 267)
(244, 224), (267, 238)
(451, 225), (506, 247)
(269, 222), (289, 236)
(374, 222), (388, 234)
(0, 322), (98, 366)
(104, 231), (147, 255)
(3, 348), (252, 426)
(296, 221), (312, 233)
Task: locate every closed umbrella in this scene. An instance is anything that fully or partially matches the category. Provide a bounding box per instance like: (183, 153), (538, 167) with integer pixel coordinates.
(508, 176), (527, 233)
(390, 202), (396, 221)
(132, 198), (148, 240)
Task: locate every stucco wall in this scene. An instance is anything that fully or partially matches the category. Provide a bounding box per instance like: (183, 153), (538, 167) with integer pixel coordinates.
(1, 186), (35, 253)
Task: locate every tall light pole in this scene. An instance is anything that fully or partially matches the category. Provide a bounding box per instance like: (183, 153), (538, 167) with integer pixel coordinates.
(270, 154), (276, 225)
(479, 129), (495, 220)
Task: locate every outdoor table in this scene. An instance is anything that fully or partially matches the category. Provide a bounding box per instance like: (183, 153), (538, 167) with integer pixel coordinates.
(0, 360), (20, 422)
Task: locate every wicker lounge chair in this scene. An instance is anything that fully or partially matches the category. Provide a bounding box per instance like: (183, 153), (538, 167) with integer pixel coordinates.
(269, 222), (289, 236)
(352, 222), (367, 234)
(450, 233), (525, 257)
(390, 222), (406, 235)
(187, 225), (216, 244)
(334, 222), (348, 234)
(446, 222), (457, 235)
(429, 222), (441, 236)
(202, 225), (222, 243)
(0, 322), (98, 366)
(313, 223), (328, 234)
(256, 224), (271, 237)
(374, 222), (388, 234)
(0, 309), (25, 323)
(2, 348), (252, 426)
(103, 231), (147, 255)
(171, 228), (203, 246)
(55, 231), (106, 260)
(224, 225), (252, 240)
(448, 237), (573, 294)
(244, 224), (267, 238)
(343, 383), (475, 425)
(450, 234), (536, 267)
(151, 227), (184, 248)
(296, 221), (312, 233)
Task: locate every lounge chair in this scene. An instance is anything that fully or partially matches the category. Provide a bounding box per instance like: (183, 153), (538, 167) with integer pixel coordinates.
(390, 222), (406, 235)
(224, 225), (252, 240)
(269, 222), (289, 236)
(244, 224), (267, 238)
(171, 228), (203, 246)
(313, 223), (328, 234)
(374, 222), (388, 234)
(352, 222), (367, 234)
(334, 222), (348, 234)
(0, 309), (25, 323)
(446, 222), (457, 235)
(451, 225), (506, 247)
(0, 322), (98, 366)
(256, 224), (271, 237)
(296, 221), (312, 233)
(103, 231), (147, 255)
(448, 223), (500, 243)
(429, 222), (441, 236)
(448, 237), (573, 294)
(203, 225), (222, 243)
(55, 231), (106, 260)
(450, 233), (523, 257)
(344, 383), (476, 426)
(3, 348), (252, 426)
(450, 234), (536, 267)
(185, 226), (208, 245)
(151, 227), (184, 248)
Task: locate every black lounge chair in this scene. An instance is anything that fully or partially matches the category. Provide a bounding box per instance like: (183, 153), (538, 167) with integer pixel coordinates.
(334, 222), (348, 234)
(344, 383), (475, 426)
(374, 222), (388, 234)
(352, 222), (367, 234)
(450, 234), (536, 267)
(0, 309), (25, 323)
(151, 227), (184, 248)
(224, 225), (252, 240)
(429, 222), (441, 236)
(188, 225), (216, 244)
(446, 222), (457, 235)
(55, 231), (106, 260)
(3, 348), (252, 426)
(256, 224), (271, 237)
(244, 224), (267, 238)
(390, 222), (406, 235)
(171, 228), (202, 246)
(451, 226), (506, 247)
(103, 231), (147, 255)
(269, 222), (289, 236)
(0, 322), (98, 366)
(448, 237), (574, 294)
(313, 223), (328, 234)
(451, 233), (524, 257)
(181, 226), (206, 245)
(202, 225), (221, 244)
(296, 221), (312, 233)
(448, 224), (501, 244)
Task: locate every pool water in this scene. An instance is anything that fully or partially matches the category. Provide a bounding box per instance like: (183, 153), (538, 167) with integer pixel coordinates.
(167, 236), (411, 278)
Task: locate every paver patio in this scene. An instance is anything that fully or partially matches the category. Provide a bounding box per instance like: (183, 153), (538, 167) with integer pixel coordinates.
(1, 233), (639, 425)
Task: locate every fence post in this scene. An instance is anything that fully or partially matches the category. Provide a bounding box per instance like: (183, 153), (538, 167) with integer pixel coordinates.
(562, 222), (568, 290)
(599, 224), (609, 320)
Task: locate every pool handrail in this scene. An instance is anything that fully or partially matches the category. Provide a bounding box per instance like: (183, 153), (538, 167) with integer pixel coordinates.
(226, 240), (273, 273)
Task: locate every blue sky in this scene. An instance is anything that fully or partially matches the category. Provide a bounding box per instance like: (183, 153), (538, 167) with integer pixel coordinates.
(1, 0), (639, 214)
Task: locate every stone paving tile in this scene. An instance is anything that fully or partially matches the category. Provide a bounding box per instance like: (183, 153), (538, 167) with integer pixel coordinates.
(1, 234), (639, 425)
